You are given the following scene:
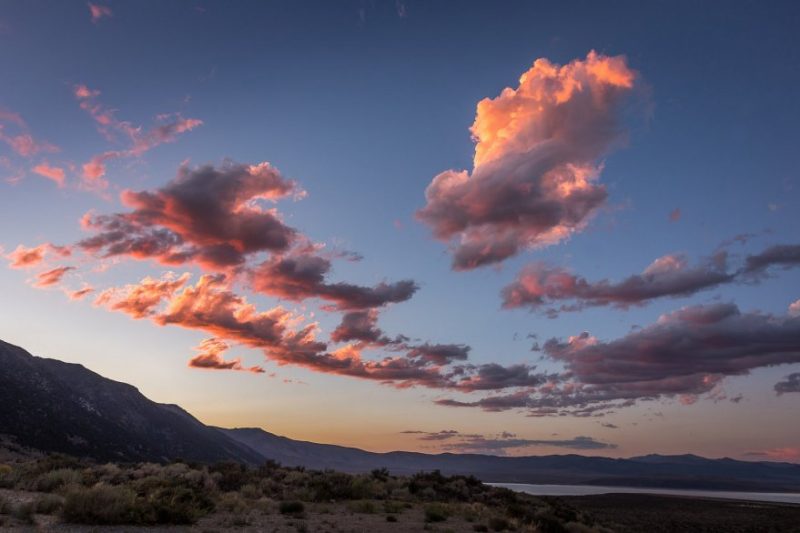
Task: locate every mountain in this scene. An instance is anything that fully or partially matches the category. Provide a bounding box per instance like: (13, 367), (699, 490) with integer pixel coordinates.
(221, 428), (800, 491)
(0, 339), (263, 464)
(3, 338), (800, 492)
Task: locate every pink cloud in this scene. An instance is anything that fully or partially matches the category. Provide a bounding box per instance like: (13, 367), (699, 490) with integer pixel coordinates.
(79, 161), (299, 268)
(6, 243), (71, 269)
(417, 51), (638, 270)
(69, 286), (95, 300)
(188, 337), (265, 374)
(746, 447), (800, 463)
(6, 244), (47, 268)
(502, 252), (733, 315)
(34, 266), (74, 288)
(669, 208), (682, 222)
(31, 162), (66, 187)
(94, 272), (191, 319)
(73, 85), (201, 187)
(0, 110), (58, 158)
(438, 302), (800, 416)
(88, 3), (112, 23)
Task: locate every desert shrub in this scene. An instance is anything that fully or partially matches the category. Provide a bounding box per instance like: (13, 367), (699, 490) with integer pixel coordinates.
(218, 491), (249, 514)
(473, 524), (489, 532)
(308, 470), (355, 501)
(0, 464), (13, 488)
(371, 467), (390, 481)
(240, 482), (261, 499)
(424, 503), (449, 523)
(94, 463), (125, 484)
(386, 514), (398, 522)
(34, 468), (83, 492)
(383, 499), (405, 514)
(12, 502), (35, 524)
(62, 484), (138, 525)
(209, 462), (249, 492)
(279, 500), (305, 515)
(34, 494), (64, 514)
(488, 516), (511, 531)
(0, 494), (10, 514)
(351, 474), (386, 499)
(139, 485), (213, 524)
(348, 499), (377, 513)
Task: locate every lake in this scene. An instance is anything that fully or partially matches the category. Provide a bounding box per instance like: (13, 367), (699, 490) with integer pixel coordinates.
(489, 483), (800, 504)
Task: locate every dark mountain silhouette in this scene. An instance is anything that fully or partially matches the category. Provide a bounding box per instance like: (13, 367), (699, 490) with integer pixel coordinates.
(221, 428), (800, 491)
(3, 338), (800, 492)
(0, 339), (262, 464)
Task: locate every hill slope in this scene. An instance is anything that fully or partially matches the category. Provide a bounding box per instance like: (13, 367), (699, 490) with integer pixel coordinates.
(0, 339), (262, 464)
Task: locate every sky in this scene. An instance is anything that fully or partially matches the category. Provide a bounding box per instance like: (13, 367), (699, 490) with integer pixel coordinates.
(1, 0), (799, 462)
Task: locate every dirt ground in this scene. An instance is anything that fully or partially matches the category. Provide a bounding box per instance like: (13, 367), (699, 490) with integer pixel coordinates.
(557, 493), (800, 533)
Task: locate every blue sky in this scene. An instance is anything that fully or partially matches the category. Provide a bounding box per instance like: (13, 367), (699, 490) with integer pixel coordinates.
(0, 0), (798, 459)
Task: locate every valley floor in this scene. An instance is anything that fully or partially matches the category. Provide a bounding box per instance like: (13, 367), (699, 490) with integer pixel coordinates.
(558, 493), (800, 533)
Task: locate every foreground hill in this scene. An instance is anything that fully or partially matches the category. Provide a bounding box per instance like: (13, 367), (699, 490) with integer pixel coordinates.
(0, 339), (262, 464)
(3, 338), (800, 492)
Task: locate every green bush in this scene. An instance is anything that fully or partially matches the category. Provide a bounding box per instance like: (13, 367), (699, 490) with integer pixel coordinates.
(424, 503), (449, 523)
(348, 499), (377, 513)
(140, 485), (212, 525)
(62, 484), (138, 525)
(34, 468), (83, 492)
(34, 494), (64, 514)
(279, 500), (305, 515)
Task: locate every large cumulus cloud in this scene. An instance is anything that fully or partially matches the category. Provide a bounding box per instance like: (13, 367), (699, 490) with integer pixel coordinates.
(417, 51), (637, 270)
(437, 303), (800, 416)
(78, 161), (299, 268)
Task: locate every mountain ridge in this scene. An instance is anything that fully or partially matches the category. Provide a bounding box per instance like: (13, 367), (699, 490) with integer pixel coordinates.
(3, 338), (800, 492)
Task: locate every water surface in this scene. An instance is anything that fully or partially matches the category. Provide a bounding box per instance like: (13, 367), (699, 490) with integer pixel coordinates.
(490, 483), (800, 504)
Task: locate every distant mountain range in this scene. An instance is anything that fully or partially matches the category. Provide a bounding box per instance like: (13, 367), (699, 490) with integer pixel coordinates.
(2, 338), (800, 492)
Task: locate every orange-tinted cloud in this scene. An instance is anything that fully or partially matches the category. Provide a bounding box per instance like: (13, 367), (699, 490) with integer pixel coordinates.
(188, 337), (265, 374)
(502, 252), (733, 315)
(94, 272), (190, 318)
(745, 447), (800, 463)
(0, 109), (58, 158)
(79, 161), (299, 268)
(88, 3), (112, 23)
(69, 285), (95, 300)
(438, 302), (800, 416)
(5, 243), (70, 269)
(417, 51), (637, 270)
(7, 244), (47, 268)
(34, 266), (74, 288)
(31, 162), (66, 187)
(503, 243), (800, 316)
(88, 272), (542, 391)
(73, 85), (201, 186)
(250, 250), (418, 310)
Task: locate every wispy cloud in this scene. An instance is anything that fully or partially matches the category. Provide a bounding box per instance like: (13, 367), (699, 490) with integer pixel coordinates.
(87, 3), (112, 23)
(73, 84), (201, 188)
